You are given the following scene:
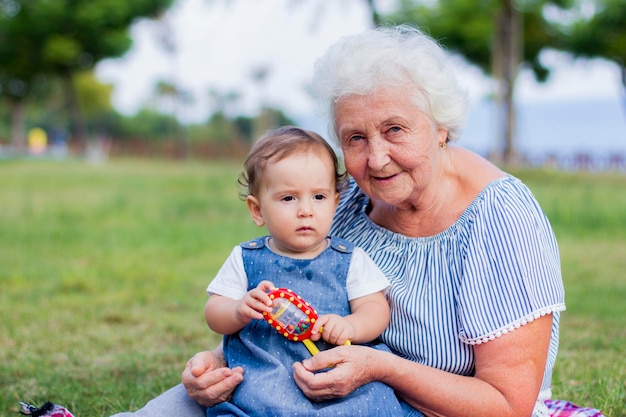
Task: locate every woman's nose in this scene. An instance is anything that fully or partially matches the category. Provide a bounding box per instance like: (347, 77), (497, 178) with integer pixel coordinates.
(367, 138), (391, 170)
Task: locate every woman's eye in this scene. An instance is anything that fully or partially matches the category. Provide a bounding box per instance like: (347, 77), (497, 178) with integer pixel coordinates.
(342, 133), (364, 144)
(388, 126), (402, 134)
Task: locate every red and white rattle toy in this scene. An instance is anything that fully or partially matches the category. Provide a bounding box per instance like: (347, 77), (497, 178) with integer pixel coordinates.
(262, 288), (350, 357)
(262, 288), (321, 355)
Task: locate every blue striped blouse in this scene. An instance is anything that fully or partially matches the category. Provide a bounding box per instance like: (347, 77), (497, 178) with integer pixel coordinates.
(330, 175), (566, 397)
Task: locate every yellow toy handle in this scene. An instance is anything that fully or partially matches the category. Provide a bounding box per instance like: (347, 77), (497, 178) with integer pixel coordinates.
(303, 327), (351, 357)
(302, 339), (320, 356)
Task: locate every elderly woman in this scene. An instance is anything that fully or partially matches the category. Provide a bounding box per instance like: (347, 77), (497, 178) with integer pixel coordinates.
(111, 26), (604, 417)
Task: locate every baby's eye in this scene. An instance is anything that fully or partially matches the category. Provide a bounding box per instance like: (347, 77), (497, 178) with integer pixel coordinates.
(282, 195), (296, 202)
(313, 194), (326, 201)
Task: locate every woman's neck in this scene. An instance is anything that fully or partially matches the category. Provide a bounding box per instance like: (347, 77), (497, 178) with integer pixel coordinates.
(368, 199), (458, 237)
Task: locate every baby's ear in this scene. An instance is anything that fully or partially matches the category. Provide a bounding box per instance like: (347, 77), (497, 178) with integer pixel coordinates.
(246, 195), (265, 227)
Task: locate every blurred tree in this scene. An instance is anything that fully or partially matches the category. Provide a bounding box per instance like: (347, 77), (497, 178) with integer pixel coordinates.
(154, 80), (180, 115)
(203, 111), (242, 145)
(75, 71), (115, 134)
(555, 0), (626, 113)
(0, 0), (174, 152)
(365, 0), (382, 25)
(0, 0), (44, 149)
(187, 107), (295, 145)
(152, 79), (194, 156)
(384, 0), (570, 164)
(115, 108), (180, 140)
(0, 69), (114, 148)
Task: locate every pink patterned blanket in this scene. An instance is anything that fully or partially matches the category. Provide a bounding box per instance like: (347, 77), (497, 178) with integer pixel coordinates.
(545, 399), (606, 417)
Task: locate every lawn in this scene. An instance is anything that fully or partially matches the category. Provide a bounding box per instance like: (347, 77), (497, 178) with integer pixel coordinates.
(0, 159), (624, 416)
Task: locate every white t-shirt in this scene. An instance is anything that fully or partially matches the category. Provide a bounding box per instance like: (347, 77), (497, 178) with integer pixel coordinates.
(207, 238), (390, 301)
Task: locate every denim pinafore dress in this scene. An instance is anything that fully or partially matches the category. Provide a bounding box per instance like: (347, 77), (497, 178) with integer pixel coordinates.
(206, 236), (403, 416)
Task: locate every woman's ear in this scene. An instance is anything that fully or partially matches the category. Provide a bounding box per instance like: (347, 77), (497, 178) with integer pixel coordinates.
(437, 127), (449, 143)
(246, 195), (265, 227)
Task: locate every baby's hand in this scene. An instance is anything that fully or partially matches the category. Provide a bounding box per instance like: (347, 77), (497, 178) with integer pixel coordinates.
(311, 314), (355, 346)
(235, 280), (275, 324)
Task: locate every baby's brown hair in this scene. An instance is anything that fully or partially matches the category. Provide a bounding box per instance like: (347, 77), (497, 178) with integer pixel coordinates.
(238, 126), (347, 200)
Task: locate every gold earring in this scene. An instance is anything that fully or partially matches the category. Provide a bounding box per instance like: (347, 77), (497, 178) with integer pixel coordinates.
(439, 141), (447, 149)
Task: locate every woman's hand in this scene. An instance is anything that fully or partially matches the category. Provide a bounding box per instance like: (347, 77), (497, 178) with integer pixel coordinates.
(181, 350), (244, 407)
(292, 345), (377, 401)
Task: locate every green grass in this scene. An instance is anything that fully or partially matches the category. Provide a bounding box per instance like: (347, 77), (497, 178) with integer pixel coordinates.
(1, 160), (624, 416)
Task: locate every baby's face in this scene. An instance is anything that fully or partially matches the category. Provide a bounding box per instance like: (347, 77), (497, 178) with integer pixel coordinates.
(247, 150), (339, 258)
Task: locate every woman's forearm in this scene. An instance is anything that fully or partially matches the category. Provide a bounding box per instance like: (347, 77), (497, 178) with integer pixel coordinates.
(375, 316), (551, 417)
(379, 352), (515, 417)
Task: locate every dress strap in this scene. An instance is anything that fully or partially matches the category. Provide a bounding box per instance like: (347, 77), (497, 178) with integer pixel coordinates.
(240, 236), (267, 250)
(329, 236), (354, 254)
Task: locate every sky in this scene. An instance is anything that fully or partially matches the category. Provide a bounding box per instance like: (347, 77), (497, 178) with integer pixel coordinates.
(96, 0), (378, 121)
(95, 0), (626, 156)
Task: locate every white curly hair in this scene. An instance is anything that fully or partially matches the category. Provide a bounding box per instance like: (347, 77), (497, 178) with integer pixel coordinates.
(312, 25), (470, 143)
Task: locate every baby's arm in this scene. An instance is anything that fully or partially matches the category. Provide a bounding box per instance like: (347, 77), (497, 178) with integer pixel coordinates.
(205, 280), (275, 335)
(311, 291), (390, 345)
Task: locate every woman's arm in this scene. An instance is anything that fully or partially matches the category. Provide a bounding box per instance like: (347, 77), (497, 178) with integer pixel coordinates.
(293, 314), (552, 417)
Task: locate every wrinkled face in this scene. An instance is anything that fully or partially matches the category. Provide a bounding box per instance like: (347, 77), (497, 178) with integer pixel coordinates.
(334, 87), (448, 209)
(247, 150), (340, 257)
